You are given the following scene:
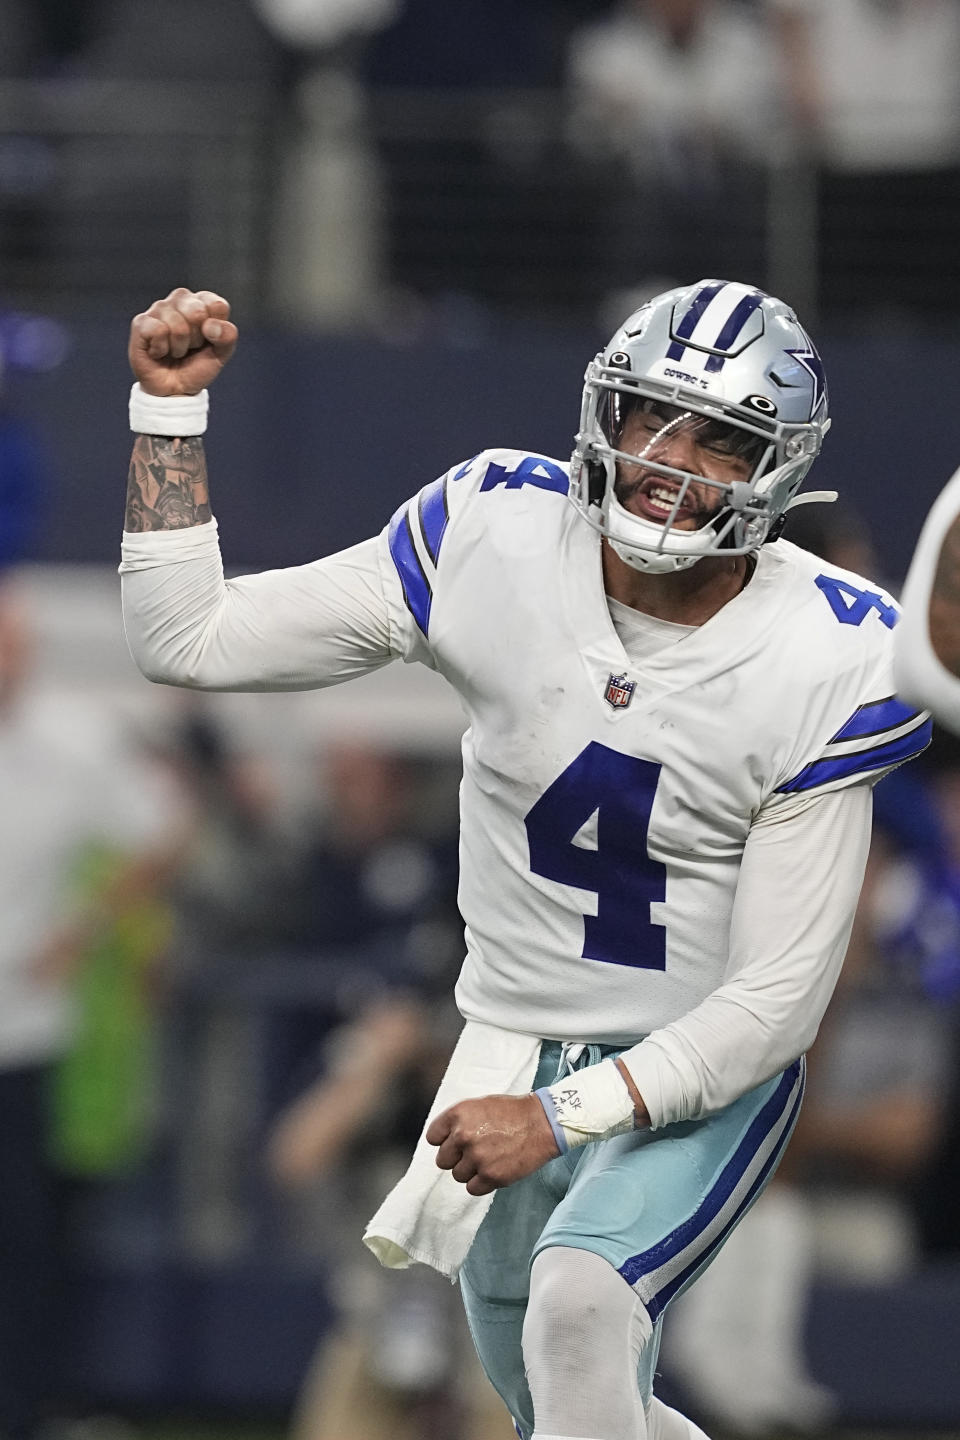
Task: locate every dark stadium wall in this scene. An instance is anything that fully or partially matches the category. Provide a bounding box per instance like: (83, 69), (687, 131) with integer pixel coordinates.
(11, 324), (957, 584)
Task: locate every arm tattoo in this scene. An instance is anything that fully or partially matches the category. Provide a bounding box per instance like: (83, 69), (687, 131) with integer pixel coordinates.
(125, 435), (212, 532)
(929, 512), (960, 677)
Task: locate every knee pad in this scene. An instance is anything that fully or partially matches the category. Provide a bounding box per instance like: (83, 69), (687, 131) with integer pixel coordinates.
(523, 1246), (653, 1440)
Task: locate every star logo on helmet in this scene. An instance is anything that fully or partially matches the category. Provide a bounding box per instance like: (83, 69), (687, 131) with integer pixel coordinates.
(785, 347), (827, 420)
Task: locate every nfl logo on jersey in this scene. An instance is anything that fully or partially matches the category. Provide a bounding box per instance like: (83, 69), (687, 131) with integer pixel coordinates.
(604, 673), (635, 710)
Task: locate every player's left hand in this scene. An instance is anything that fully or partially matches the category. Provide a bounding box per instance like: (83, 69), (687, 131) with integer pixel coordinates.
(426, 1092), (559, 1196)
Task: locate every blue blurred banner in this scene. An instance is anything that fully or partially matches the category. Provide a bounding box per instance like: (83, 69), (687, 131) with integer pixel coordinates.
(0, 311), (71, 373)
(11, 321), (960, 579)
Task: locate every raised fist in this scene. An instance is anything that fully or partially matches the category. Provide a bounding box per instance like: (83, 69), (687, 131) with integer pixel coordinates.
(128, 287), (239, 397)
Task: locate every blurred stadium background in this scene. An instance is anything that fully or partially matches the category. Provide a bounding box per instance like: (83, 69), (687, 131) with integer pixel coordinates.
(4, 2), (960, 1439)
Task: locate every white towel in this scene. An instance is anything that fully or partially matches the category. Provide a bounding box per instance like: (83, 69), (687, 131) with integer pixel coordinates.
(363, 1019), (542, 1279)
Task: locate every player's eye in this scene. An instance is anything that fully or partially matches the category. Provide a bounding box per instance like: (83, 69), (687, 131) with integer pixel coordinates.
(704, 440), (737, 457)
(697, 423), (761, 464)
(637, 404), (682, 436)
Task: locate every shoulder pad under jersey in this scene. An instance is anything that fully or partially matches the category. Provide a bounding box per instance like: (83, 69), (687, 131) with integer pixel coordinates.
(770, 545), (932, 796)
(385, 448), (570, 640)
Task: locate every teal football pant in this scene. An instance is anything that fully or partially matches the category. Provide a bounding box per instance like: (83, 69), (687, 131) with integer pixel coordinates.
(459, 1042), (805, 1438)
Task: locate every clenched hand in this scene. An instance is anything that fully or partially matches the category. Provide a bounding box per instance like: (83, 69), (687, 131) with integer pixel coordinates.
(426, 1092), (560, 1196)
(129, 287), (239, 397)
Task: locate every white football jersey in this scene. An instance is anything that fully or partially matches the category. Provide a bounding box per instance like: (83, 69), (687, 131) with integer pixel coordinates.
(381, 448), (931, 1046)
(896, 462), (960, 734)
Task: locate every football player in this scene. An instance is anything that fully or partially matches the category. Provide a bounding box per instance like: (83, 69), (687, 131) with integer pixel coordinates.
(120, 280), (931, 1440)
(895, 465), (960, 733)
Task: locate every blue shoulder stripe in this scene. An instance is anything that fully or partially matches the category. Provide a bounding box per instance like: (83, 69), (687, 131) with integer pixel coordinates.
(831, 694), (923, 742)
(452, 454), (479, 481)
(418, 476), (449, 567)
(387, 475), (455, 639)
(387, 504), (432, 637)
(777, 718), (933, 794)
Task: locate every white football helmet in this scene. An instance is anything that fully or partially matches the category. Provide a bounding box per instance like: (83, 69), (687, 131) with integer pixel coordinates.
(569, 279), (833, 573)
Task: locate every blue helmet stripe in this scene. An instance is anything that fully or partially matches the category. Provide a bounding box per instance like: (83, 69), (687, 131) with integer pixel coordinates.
(703, 292), (765, 373)
(388, 504), (432, 637)
(831, 694), (925, 743)
(665, 281), (726, 361)
(777, 719), (934, 794)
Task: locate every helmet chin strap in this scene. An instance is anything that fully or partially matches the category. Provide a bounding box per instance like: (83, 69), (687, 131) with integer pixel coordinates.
(609, 537), (701, 574)
(603, 478), (724, 573)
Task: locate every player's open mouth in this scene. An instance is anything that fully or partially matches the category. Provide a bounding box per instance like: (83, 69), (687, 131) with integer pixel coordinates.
(633, 478), (695, 524)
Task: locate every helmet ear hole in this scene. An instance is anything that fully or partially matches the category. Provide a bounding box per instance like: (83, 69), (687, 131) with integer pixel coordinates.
(765, 515), (787, 545)
(586, 461), (606, 507)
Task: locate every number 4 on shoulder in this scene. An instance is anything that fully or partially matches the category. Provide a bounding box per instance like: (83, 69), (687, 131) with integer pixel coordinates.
(480, 455), (568, 494)
(815, 574), (898, 630)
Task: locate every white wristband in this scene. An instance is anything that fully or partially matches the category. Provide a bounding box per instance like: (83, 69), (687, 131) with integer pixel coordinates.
(129, 382), (209, 436)
(540, 1059), (636, 1151)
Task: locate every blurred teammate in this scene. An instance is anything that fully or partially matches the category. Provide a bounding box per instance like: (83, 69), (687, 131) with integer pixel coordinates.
(0, 601), (178, 1438)
(895, 468), (960, 732)
(119, 280), (930, 1440)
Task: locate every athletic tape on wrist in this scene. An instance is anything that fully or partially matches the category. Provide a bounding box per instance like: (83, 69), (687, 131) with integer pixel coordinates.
(540, 1058), (635, 1150)
(534, 1087), (569, 1155)
(129, 382), (209, 436)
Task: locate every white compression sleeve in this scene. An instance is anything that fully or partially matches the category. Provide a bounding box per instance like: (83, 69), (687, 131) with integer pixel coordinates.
(120, 523), (398, 690)
(621, 783), (872, 1128)
(524, 1247), (653, 1440)
(895, 463), (960, 733)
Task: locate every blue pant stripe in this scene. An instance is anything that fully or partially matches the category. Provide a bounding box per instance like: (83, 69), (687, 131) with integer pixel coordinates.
(643, 1075), (804, 1319)
(617, 1059), (804, 1314)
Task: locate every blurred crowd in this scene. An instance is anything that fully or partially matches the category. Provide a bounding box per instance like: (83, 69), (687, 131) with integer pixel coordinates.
(1, 0), (960, 327)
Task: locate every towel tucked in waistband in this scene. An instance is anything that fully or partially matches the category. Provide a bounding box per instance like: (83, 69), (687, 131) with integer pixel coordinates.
(363, 1019), (541, 1280)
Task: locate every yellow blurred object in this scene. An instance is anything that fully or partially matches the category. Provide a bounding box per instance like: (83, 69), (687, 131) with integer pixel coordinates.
(47, 845), (172, 1176)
